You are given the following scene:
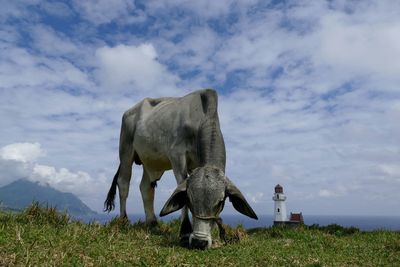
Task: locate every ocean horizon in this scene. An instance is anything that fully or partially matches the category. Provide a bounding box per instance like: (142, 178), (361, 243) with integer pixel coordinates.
(76, 213), (400, 231)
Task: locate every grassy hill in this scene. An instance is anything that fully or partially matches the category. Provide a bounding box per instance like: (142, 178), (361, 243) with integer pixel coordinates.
(0, 179), (96, 217)
(0, 204), (399, 266)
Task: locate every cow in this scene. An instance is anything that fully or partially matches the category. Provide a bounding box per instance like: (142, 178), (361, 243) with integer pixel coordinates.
(104, 89), (257, 249)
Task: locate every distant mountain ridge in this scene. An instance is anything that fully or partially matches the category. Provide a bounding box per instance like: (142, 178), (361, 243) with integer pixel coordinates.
(0, 179), (97, 217)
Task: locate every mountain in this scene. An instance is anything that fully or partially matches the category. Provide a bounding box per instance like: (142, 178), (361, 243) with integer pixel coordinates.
(0, 179), (97, 217)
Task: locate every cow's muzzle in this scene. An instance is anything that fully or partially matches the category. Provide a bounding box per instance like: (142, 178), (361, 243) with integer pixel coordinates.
(189, 231), (212, 249)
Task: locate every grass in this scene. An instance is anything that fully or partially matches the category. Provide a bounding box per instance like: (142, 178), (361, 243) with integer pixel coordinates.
(1, 203), (399, 266)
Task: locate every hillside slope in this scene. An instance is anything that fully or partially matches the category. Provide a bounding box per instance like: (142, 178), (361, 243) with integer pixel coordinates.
(0, 179), (96, 216)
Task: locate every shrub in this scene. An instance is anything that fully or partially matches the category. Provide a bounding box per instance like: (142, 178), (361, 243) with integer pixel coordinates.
(308, 223), (360, 236)
(22, 201), (70, 226)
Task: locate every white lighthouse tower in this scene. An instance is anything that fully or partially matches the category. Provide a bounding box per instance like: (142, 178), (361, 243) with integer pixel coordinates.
(272, 184), (288, 224)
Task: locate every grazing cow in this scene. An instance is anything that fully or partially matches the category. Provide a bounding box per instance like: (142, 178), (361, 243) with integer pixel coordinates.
(104, 89), (257, 249)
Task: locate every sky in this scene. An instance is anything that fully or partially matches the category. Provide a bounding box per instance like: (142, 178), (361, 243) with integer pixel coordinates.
(0, 0), (399, 217)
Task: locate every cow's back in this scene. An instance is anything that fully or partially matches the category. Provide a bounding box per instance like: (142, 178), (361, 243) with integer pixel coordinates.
(129, 90), (218, 171)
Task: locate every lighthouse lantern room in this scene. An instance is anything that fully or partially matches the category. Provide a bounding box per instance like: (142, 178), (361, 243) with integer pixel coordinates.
(272, 184), (288, 223)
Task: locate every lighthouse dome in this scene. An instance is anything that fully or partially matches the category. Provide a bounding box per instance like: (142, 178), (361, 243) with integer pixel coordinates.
(275, 184), (283, 193)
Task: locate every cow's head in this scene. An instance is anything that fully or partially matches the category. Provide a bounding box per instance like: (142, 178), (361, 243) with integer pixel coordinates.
(160, 166), (258, 249)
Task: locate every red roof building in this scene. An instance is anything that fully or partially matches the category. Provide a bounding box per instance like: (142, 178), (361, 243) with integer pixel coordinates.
(290, 212), (304, 223)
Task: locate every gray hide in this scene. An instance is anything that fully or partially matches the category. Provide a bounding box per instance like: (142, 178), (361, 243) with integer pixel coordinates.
(104, 89), (257, 249)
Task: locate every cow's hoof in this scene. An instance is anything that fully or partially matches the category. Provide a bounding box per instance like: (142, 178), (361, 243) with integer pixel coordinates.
(180, 235), (190, 248)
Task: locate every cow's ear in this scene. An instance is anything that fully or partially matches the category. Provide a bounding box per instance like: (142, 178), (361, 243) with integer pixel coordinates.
(226, 177), (258, 220)
(160, 180), (187, 217)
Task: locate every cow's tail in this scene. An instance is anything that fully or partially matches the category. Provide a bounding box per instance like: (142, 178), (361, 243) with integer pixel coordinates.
(104, 165), (120, 212)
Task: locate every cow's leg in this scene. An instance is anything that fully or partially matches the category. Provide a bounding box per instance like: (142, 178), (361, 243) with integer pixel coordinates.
(118, 165), (132, 218)
(170, 154), (192, 246)
(140, 168), (163, 226)
(117, 129), (134, 218)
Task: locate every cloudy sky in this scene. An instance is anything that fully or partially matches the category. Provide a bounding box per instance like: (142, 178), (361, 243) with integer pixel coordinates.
(0, 0), (399, 217)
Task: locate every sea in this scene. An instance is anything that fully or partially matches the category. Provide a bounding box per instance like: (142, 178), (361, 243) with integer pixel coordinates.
(76, 213), (400, 231)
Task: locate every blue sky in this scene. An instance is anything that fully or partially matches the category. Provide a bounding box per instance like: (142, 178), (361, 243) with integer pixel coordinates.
(1, 0), (400, 217)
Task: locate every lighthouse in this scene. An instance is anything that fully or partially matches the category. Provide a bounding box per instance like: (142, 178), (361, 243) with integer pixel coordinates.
(272, 184), (288, 224)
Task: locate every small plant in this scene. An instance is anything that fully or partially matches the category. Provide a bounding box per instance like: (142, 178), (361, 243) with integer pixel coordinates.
(308, 223), (360, 236)
(212, 222), (248, 247)
(106, 215), (130, 230)
(22, 201), (70, 226)
(268, 227), (285, 238)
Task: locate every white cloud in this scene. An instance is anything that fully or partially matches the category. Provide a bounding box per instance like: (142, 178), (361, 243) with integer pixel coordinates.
(95, 43), (180, 95)
(318, 189), (338, 198)
(32, 164), (94, 196)
(0, 158), (32, 187)
(0, 142), (45, 163)
(147, 0), (258, 19)
(0, 46), (92, 90)
(0, 0), (40, 22)
(30, 25), (83, 58)
(39, 1), (74, 18)
(194, 0), (400, 95)
(248, 192), (264, 204)
(311, 6), (400, 89)
(378, 164), (400, 182)
(72, 0), (144, 25)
